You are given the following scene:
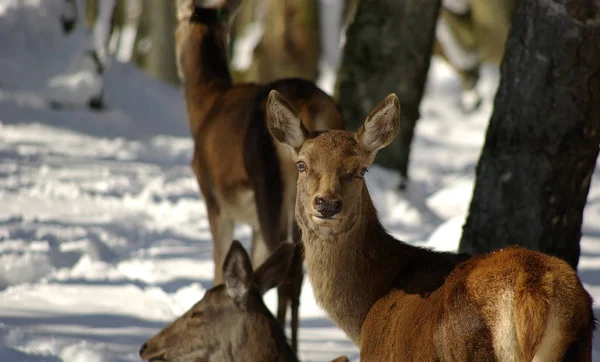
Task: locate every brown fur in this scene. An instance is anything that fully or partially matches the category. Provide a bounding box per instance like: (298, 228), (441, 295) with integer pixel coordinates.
(176, 0), (344, 352)
(139, 240), (350, 362)
(267, 91), (595, 361)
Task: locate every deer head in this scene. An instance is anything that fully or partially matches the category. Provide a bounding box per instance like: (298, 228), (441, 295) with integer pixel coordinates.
(267, 91), (400, 236)
(139, 240), (293, 362)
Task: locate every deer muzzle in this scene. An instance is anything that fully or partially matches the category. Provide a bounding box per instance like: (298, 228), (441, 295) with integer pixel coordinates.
(314, 196), (342, 219)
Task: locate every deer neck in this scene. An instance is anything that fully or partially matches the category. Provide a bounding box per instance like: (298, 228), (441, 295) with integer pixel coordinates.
(237, 310), (299, 362)
(183, 9), (233, 136)
(300, 184), (405, 346)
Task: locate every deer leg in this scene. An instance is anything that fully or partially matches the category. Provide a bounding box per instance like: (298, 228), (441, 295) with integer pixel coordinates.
(250, 228), (271, 270)
(274, 252), (303, 352)
(435, 6), (483, 113)
(276, 284), (290, 332)
(206, 204), (234, 286)
(288, 223), (304, 352)
(252, 227), (294, 345)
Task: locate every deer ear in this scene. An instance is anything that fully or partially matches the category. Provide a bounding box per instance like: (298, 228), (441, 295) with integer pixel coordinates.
(254, 242), (295, 295)
(356, 94), (400, 165)
(267, 90), (308, 152)
(223, 240), (253, 305)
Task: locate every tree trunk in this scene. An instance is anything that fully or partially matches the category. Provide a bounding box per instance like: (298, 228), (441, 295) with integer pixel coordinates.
(236, 0), (321, 83)
(174, 0), (194, 83)
(459, 0), (600, 269)
(335, 0), (442, 187)
(86, 0), (98, 28)
(134, 0), (179, 85)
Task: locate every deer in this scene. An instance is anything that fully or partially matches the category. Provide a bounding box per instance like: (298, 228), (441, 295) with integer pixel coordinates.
(174, 0), (344, 351)
(139, 240), (351, 362)
(266, 90), (595, 361)
(432, 0), (518, 112)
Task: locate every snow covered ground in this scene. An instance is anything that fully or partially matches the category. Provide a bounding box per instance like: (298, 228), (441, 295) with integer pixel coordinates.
(2, 1), (600, 361)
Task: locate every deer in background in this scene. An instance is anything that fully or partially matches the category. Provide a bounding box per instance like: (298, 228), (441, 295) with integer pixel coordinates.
(266, 90), (595, 361)
(433, 0), (518, 112)
(174, 0), (344, 351)
(139, 240), (351, 362)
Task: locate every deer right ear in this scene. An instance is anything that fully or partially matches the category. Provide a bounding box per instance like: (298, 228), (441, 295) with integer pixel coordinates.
(356, 94), (400, 165)
(267, 90), (308, 151)
(254, 242), (294, 295)
(223, 240), (253, 306)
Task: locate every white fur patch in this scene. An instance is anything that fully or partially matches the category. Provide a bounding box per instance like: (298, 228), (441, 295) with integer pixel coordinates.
(268, 97), (305, 149)
(533, 308), (564, 361)
(493, 291), (521, 362)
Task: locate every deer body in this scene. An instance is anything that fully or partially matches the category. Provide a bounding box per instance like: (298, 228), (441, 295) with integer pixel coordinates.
(177, 1), (343, 351)
(267, 91), (595, 361)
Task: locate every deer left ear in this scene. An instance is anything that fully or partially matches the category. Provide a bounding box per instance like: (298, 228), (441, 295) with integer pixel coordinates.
(266, 90), (309, 152)
(356, 94), (400, 165)
(223, 240), (253, 306)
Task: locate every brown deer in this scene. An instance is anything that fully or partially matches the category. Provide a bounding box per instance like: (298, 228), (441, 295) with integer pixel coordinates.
(266, 90), (595, 361)
(139, 240), (351, 362)
(175, 0), (344, 351)
(432, 0), (518, 112)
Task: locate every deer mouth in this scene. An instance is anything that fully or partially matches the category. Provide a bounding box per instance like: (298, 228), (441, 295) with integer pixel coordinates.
(143, 354), (166, 362)
(140, 346), (166, 361)
(312, 214), (341, 223)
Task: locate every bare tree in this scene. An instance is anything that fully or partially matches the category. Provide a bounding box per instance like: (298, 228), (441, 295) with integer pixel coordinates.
(459, 0), (600, 269)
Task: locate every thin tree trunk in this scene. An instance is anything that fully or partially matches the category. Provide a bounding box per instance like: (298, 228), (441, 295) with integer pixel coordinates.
(459, 0), (600, 269)
(115, 0), (142, 63)
(174, 0), (194, 83)
(86, 0), (98, 28)
(134, 0), (179, 85)
(335, 0), (442, 187)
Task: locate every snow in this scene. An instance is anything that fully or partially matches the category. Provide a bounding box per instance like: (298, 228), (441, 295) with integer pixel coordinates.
(1, 2), (600, 362)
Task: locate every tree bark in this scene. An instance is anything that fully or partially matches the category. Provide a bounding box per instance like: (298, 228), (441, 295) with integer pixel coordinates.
(236, 0), (321, 83)
(459, 0), (600, 269)
(335, 0), (442, 187)
(134, 0), (179, 85)
(174, 0), (194, 83)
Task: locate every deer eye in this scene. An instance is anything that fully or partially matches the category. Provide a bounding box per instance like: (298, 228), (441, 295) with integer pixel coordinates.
(357, 168), (368, 178)
(191, 311), (204, 319)
(296, 161), (307, 172)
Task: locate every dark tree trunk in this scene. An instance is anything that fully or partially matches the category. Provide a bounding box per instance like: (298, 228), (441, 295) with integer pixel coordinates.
(335, 0), (442, 187)
(459, 0), (600, 269)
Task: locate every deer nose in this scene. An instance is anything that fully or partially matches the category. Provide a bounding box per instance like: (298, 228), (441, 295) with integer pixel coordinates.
(314, 196), (342, 218)
(139, 343), (148, 357)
